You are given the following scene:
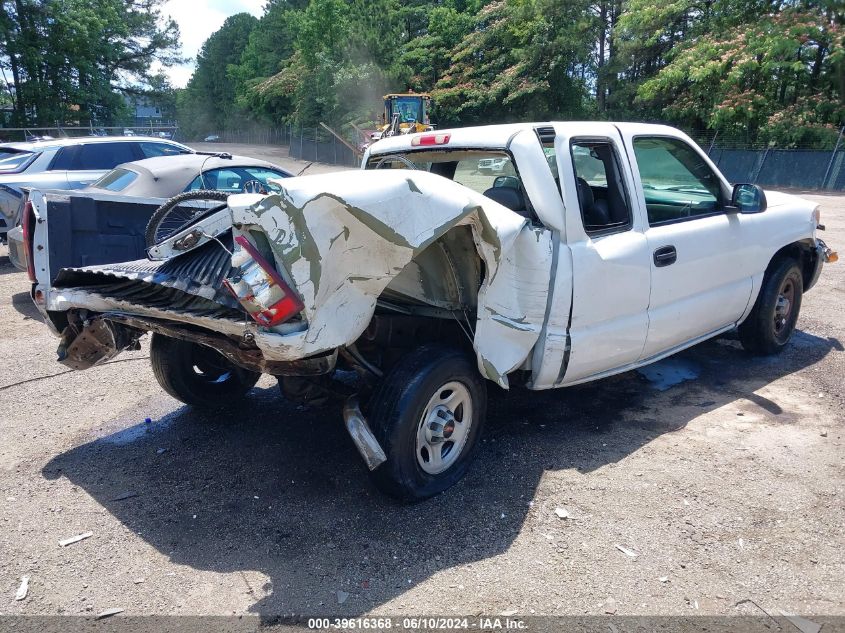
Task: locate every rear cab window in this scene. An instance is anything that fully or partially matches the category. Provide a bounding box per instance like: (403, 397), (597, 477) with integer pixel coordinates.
(570, 140), (632, 236)
(365, 149), (536, 221)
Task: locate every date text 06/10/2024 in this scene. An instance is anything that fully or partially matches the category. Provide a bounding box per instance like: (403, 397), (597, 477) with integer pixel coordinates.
(307, 617), (529, 630)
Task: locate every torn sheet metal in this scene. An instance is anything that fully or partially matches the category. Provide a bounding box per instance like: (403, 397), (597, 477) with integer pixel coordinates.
(227, 169), (553, 386)
(56, 169), (552, 387)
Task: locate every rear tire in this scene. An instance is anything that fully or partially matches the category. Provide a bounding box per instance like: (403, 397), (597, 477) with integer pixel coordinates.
(150, 333), (260, 407)
(368, 345), (487, 501)
(739, 257), (803, 355)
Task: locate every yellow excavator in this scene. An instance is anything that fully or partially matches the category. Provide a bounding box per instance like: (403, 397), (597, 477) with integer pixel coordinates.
(375, 92), (434, 140)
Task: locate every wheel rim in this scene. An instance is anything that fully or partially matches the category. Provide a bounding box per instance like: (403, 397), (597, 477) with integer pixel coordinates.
(191, 346), (234, 385)
(774, 277), (796, 336)
(415, 381), (473, 475)
(153, 201), (225, 244)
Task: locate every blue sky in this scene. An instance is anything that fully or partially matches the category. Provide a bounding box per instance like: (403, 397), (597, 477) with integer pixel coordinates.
(157, 0), (266, 88)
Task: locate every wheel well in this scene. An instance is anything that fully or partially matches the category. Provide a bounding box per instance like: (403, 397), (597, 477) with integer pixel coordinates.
(766, 241), (817, 289)
(378, 225), (482, 313)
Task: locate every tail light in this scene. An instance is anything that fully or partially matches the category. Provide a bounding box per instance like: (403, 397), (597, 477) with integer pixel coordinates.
(223, 235), (304, 327)
(21, 200), (36, 282)
(411, 133), (451, 146)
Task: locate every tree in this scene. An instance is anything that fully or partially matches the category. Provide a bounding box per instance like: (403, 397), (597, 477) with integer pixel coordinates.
(0, 0), (182, 125)
(434, 0), (594, 125)
(400, 5), (475, 90)
(636, 0), (844, 146)
(172, 0), (841, 143)
(177, 12), (258, 136)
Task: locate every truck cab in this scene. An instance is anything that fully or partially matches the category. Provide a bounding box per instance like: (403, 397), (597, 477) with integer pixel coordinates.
(364, 122), (828, 387)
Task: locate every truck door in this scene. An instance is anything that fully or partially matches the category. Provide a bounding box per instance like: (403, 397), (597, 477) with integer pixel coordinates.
(616, 127), (755, 359)
(547, 123), (652, 386)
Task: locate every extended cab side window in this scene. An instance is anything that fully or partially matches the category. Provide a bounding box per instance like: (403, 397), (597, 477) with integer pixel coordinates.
(632, 137), (722, 226)
(570, 140), (632, 236)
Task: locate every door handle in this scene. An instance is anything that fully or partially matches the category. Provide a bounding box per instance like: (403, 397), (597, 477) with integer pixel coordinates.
(653, 245), (677, 267)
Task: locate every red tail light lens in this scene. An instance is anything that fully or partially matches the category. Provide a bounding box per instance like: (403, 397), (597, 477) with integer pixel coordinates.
(223, 235), (304, 327)
(411, 133), (451, 146)
(21, 200), (36, 282)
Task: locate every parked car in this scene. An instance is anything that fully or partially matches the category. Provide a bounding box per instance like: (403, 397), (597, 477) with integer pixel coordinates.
(477, 156), (511, 175)
(0, 135), (192, 244)
(6, 152), (291, 271)
(204, 134), (221, 142)
(25, 122), (836, 501)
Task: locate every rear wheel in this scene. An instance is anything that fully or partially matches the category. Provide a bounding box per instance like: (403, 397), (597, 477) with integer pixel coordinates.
(368, 345), (487, 501)
(739, 257), (803, 355)
(150, 333), (260, 407)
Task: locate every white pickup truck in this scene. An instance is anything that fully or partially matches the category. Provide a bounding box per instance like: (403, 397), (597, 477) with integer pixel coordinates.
(25, 122), (836, 500)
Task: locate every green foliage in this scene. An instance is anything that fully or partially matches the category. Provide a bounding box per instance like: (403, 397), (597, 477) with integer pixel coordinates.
(4, 0), (841, 145)
(631, 0), (844, 146)
(0, 0), (182, 125)
(177, 12), (258, 137)
(433, 0), (598, 124)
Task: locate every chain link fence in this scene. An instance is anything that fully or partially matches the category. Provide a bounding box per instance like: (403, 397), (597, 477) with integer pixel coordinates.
(287, 126), (362, 168)
(211, 126), (293, 146)
(689, 127), (845, 190)
(0, 124), (181, 143)
(202, 125), (362, 168)
(703, 146), (844, 190)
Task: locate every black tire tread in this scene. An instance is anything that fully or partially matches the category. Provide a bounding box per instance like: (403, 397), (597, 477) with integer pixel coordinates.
(739, 256), (803, 355)
(367, 344), (486, 501)
(149, 333), (260, 407)
(144, 189), (229, 248)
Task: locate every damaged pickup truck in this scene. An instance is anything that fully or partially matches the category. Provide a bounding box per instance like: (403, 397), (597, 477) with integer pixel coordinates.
(25, 122), (837, 500)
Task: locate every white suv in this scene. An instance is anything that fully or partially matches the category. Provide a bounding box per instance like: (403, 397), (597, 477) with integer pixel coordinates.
(0, 135), (192, 245)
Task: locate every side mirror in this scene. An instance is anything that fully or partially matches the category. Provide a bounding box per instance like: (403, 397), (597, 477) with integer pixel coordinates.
(730, 183), (767, 213)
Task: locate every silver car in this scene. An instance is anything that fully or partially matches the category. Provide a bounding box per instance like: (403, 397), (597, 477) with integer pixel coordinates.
(0, 135), (192, 241)
(7, 152), (291, 272)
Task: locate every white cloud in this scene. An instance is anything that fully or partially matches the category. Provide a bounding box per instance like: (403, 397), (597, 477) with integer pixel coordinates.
(159, 0), (265, 88)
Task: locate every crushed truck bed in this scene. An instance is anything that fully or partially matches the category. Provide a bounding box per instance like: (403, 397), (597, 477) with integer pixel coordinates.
(47, 170), (555, 386)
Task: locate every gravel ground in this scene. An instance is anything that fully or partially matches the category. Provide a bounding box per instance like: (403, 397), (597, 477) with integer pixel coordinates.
(0, 146), (842, 620)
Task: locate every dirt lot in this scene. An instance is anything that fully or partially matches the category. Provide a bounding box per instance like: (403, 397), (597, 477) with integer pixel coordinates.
(0, 145), (843, 621)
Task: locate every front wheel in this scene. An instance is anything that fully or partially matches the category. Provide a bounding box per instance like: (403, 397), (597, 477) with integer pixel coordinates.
(368, 345), (487, 501)
(150, 334), (261, 407)
(739, 257), (803, 355)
